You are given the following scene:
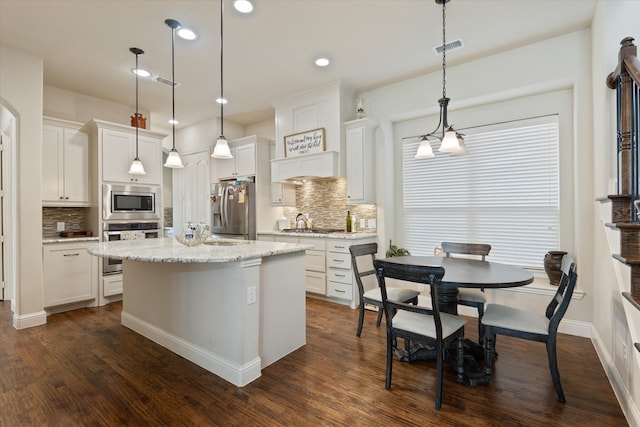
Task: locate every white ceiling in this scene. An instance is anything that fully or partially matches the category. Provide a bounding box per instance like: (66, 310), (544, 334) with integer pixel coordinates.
(0, 0), (597, 128)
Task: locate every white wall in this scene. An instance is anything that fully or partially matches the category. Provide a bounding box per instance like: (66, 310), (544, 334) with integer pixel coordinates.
(0, 46), (45, 327)
(361, 29), (593, 327)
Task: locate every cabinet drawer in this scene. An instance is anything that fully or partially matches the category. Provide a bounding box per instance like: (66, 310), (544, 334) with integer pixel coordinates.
(103, 275), (123, 297)
(305, 250), (326, 272)
(327, 281), (352, 299)
(327, 240), (350, 253)
(327, 252), (351, 269)
(305, 271), (326, 294)
(327, 268), (352, 285)
(299, 237), (326, 251)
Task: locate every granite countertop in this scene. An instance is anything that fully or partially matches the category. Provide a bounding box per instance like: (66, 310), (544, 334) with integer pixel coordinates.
(258, 230), (377, 240)
(43, 236), (100, 244)
(87, 237), (311, 263)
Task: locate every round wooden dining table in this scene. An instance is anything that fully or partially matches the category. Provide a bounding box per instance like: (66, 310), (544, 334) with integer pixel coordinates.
(377, 255), (534, 315)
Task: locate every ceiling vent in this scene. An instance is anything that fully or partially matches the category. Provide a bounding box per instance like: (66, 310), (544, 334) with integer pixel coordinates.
(432, 39), (464, 55)
(153, 76), (180, 87)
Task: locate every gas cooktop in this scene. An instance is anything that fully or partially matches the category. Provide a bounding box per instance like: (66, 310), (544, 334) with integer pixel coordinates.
(281, 228), (345, 234)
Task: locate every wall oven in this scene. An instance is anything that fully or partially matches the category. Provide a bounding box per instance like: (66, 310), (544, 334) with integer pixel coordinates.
(103, 183), (161, 221)
(102, 222), (160, 275)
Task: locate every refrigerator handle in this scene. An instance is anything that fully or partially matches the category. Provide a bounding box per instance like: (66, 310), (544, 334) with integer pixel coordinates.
(221, 186), (227, 227)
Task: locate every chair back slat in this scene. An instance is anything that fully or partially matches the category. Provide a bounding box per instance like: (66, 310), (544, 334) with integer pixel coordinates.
(545, 255), (576, 320)
(548, 270), (578, 333)
(349, 243), (379, 297)
(373, 259), (446, 337)
(441, 242), (491, 261)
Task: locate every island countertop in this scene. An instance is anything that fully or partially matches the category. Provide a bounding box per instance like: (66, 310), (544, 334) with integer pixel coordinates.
(87, 237), (311, 263)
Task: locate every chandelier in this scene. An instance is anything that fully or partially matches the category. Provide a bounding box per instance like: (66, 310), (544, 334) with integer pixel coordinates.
(415, 0), (465, 159)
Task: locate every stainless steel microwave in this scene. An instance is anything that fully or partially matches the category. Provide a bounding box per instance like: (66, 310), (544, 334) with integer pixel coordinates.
(102, 184), (161, 221)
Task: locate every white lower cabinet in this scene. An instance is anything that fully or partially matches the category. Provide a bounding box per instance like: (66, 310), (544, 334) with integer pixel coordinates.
(102, 274), (123, 297)
(269, 234), (376, 305)
(43, 241), (97, 308)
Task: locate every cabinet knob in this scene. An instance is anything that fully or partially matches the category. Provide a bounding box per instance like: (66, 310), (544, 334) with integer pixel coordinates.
(59, 196), (64, 200)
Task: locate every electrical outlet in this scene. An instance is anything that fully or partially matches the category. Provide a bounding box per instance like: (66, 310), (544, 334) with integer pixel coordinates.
(368, 219), (376, 229)
(247, 286), (257, 304)
(360, 219), (366, 228)
(418, 284), (425, 292)
(56, 222), (65, 232)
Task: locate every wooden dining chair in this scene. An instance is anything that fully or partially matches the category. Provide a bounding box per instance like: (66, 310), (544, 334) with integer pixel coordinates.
(373, 259), (466, 410)
(349, 243), (420, 337)
(441, 241), (492, 344)
(482, 255), (577, 402)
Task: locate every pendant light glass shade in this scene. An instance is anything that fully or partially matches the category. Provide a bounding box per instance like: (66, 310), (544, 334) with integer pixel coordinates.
(164, 18), (184, 169)
(415, 136), (435, 159)
(212, 136), (233, 159)
(212, 0), (234, 159)
(164, 149), (185, 167)
(128, 159), (146, 174)
(129, 47), (146, 175)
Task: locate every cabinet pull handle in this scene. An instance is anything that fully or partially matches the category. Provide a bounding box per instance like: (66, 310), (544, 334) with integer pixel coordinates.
(335, 274), (346, 278)
(334, 289), (346, 293)
(63, 253), (80, 257)
(334, 245), (345, 249)
(333, 259), (344, 263)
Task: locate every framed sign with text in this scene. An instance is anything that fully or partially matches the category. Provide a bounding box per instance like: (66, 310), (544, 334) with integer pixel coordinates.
(284, 128), (326, 157)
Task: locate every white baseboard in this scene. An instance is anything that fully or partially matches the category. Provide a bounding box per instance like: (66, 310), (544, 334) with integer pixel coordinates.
(121, 311), (261, 387)
(13, 310), (46, 329)
(592, 326), (640, 426)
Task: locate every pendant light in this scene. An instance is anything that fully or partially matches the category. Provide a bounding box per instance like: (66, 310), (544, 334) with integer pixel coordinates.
(128, 47), (146, 174)
(415, 0), (464, 159)
(211, 0), (233, 159)
(164, 19), (185, 168)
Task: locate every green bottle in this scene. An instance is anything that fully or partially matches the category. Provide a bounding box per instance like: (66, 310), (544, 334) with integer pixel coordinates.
(346, 210), (352, 232)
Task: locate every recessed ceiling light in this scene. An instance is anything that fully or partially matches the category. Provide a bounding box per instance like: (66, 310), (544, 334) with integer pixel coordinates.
(216, 97), (228, 104)
(132, 68), (151, 77)
(177, 28), (197, 40)
(234, 0), (253, 13)
(168, 119), (179, 125)
(315, 57), (330, 67)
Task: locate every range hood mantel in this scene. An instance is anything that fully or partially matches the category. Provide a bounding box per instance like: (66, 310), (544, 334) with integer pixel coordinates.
(271, 151), (340, 183)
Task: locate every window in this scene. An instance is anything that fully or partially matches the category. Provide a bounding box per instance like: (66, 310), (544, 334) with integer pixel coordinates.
(402, 115), (559, 269)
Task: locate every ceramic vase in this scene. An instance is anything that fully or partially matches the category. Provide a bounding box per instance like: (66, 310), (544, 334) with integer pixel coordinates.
(544, 250), (567, 285)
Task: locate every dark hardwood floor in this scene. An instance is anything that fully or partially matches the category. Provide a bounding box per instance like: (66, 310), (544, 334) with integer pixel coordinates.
(0, 297), (627, 426)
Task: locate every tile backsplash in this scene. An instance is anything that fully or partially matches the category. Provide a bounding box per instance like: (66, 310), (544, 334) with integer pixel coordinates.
(42, 207), (91, 238)
(283, 178), (376, 230)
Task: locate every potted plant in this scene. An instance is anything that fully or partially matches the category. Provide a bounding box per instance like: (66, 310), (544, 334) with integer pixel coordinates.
(386, 239), (410, 257)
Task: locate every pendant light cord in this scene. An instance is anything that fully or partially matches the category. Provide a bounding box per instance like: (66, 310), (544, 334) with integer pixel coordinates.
(220, 0), (224, 136)
(135, 50), (140, 159)
(171, 24), (176, 149)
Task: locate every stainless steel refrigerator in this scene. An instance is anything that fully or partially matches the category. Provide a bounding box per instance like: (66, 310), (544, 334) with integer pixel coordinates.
(211, 180), (256, 240)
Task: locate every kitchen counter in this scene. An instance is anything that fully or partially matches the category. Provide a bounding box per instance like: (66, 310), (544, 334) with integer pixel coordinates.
(87, 236), (308, 387)
(258, 230), (377, 240)
(43, 236), (99, 244)
(87, 237), (311, 262)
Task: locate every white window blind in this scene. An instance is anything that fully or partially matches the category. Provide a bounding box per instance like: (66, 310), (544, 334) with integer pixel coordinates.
(402, 115), (560, 269)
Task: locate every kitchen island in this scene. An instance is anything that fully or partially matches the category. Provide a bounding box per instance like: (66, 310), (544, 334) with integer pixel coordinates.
(88, 237), (310, 387)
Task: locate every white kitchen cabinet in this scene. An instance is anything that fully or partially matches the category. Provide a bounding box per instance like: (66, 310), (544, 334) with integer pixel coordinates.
(173, 149), (211, 231)
(216, 142), (256, 180)
(326, 240), (354, 301)
(345, 118), (376, 204)
(271, 182), (296, 205)
(43, 241), (98, 308)
(101, 128), (162, 185)
(42, 118), (89, 206)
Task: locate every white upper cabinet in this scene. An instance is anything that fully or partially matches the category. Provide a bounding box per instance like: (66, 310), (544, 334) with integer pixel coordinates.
(216, 141), (256, 180)
(88, 120), (165, 186)
(345, 118), (376, 204)
(42, 118), (89, 206)
(270, 81), (355, 181)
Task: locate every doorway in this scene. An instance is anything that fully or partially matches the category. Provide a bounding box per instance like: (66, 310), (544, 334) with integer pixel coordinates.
(0, 104), (15, 303)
